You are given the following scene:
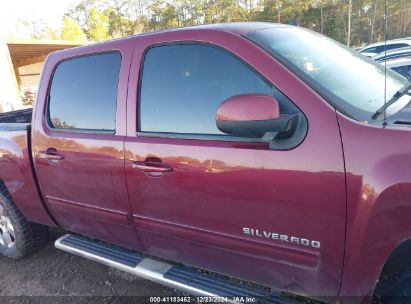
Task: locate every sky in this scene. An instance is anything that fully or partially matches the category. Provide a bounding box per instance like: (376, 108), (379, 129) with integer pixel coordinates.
(0, 0), (82, 40)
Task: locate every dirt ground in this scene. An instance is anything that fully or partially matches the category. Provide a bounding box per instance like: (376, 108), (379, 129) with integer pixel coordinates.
(0, 228), (399, 304)
(0, 228), (181, 304)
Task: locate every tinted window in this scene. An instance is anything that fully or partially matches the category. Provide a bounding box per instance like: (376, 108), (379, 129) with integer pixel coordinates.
(376, 46), (385, 53)
(48, 52), (121, 132)
(248, 27), (409, 123)
(386, 43), (408, 51)
(361, 46), (378, 53)
(392, 65), (411, 81)
(139, 44), (296, 135)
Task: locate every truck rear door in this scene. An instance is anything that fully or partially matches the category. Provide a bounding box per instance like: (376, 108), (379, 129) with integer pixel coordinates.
(124, 30), (346, 299)
(32, 40), (139, 249)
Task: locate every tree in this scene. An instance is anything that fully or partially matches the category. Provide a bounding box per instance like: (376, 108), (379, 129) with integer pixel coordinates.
(347, 0), (352, 46)
(14, 19), (59, 40)
(60, 17), (88, 41)
(65, 0), (103, 30)
(370, 0), (378, 43)
(55, 0), (411, 47)
(130, 0), (149, 19)
(311, 0), (329, 34)
(106, 8), (133, 37)
(87, 8), (110, 41)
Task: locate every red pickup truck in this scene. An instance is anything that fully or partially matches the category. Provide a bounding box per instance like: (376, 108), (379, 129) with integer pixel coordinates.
(1, 22), (411, 304)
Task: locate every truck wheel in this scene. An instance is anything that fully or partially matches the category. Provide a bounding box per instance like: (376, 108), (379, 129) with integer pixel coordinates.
(379, 272), (411, 304)
(0, 187), (49, 259)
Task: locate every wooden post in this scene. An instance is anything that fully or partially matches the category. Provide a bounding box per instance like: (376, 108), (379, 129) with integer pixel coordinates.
(5, 44), (21, 99)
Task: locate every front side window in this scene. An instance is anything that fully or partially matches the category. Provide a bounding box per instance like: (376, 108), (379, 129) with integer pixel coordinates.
(248, 27), (410, 123)
(48, 52), (121, 132)
(392, 65), (411, 81)
(139, 44), (298, 135)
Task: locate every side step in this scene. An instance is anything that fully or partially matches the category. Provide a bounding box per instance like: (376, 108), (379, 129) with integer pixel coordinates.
(55, 234), (299, 304)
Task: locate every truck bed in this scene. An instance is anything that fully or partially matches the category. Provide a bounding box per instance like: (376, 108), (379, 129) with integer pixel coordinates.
(0, 123), (30, 132)
(0, 108), (32, 124)
(0, 123), (56, 227)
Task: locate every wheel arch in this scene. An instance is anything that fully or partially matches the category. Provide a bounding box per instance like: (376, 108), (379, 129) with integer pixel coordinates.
(339, 177), (411, 302)
(0, 133), (56, 227)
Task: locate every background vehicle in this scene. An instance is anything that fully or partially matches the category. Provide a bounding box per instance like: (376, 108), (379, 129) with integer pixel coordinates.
(359, 38), (411, 57)
(0, 23), (411, 304)
(382, 57), (411, 81)
(371, 47), (411, 81)
(373, 46), (411, 62)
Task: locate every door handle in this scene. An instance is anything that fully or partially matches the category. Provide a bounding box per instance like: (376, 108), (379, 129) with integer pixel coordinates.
(132, 161), (173, 173)
(37, 148), (64, 161)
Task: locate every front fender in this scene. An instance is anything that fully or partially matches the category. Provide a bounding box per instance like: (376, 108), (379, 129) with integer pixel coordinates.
(337, 113), (411, 302)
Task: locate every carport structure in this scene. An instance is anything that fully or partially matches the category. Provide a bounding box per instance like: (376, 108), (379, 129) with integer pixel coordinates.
(7, 40), (82, 94)
(0, 40), (83, 112)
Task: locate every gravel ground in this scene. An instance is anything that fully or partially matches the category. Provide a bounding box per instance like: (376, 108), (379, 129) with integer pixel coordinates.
(0, 228), (399, 304)
(0, 228), (181, 304)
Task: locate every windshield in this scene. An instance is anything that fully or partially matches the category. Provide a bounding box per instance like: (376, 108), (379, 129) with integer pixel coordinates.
(247, 26), (410, 123)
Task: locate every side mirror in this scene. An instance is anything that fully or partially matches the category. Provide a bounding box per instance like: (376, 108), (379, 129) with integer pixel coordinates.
(216, 94), (298, 140)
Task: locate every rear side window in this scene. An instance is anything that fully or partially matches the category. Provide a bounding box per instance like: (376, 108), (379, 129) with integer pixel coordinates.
(386, 43), (408, 51)
(139, 44), (297, 135)
(362, 46), (378, 53)
(48, 52), (121, 132)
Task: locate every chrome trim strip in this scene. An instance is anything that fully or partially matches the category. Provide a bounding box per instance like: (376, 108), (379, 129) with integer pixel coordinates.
(133, 215), (319, 270)
(47, 196), (127, 216)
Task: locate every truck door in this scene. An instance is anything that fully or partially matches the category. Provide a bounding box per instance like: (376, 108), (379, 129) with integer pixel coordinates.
(125, 32), (346, 298)
(32, 42), (139, 249)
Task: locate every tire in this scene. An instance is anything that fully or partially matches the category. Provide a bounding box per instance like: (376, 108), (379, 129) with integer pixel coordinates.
(0, 186), (49, 259)
(377, 272), (411, 304)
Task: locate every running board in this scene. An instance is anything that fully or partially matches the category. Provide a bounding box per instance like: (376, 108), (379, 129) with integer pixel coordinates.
(55, 234), (299, 304)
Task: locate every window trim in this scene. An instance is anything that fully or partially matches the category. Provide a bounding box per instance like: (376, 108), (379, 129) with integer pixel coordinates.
(136, 131), (266, 143)
(45, 51), (122, 135)
(136, 41), (304, 144)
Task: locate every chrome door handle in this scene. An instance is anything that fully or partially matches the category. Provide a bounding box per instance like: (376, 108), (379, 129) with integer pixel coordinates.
(132, 161), (173, 173)
(38, 148), (64, 161)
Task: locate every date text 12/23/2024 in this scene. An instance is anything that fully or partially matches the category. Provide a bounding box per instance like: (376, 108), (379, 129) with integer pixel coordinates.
(150, 296), (258, 303)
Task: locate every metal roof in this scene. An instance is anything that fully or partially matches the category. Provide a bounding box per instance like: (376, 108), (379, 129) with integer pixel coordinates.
(7, 40), (83, 68)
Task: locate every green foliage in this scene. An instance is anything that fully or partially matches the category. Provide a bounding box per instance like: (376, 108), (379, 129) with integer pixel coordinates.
(106, 8), (134, 38)
(58, 0), (411, 47)
(87, 8), (111, 41)
(60, 17), (88, 42)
